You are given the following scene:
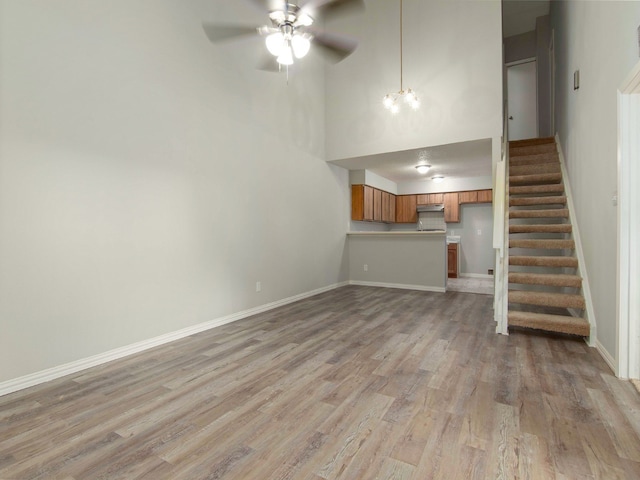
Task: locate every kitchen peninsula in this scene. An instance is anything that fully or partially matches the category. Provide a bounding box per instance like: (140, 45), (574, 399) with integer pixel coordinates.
(347, 231), (447, 292)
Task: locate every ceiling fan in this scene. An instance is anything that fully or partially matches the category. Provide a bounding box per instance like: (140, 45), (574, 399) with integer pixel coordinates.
(202, 0), (364, 70)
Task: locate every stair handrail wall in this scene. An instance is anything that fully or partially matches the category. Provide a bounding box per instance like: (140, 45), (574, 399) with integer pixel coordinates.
(554, 134), (597, 345)
(493, 104), (510, 334)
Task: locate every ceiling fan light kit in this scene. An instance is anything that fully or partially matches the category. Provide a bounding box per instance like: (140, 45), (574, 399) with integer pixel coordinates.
(383, 0), (419, 113)
(202, 0), (363, 74)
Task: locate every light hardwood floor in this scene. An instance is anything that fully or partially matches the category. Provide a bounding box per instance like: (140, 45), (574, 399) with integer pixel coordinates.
(1, 286), (640, 479)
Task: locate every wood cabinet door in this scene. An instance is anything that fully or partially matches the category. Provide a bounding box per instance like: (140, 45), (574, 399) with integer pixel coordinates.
(458, 191), (478, 204)
(396, 195), (417, 223)
(444, 193), (460, 223)
(477, 189), (493, 203)
(351, 185), (364, 221)
(416, 194), (429, 205)
(429, 193), (444, 204)
(389, 193), (396, 222)
(373, 188), (383, 222)
(448, 244), (458, 278)
(363, 186), (374, 221)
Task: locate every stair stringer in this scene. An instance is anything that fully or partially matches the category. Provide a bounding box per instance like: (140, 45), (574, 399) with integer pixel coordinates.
(555, 134), (597, 346)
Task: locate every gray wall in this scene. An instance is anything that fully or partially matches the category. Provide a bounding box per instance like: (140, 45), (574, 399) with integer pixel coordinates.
(0, 1), (350, 384)
(550, 1), (640, 359)
(447, 204), (494, 275)
(504, 31), (536, 64)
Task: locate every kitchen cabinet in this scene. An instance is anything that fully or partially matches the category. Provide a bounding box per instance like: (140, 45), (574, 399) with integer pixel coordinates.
(352, 185), (396, 223)
(477, 189), (492, 203)
(382, 191), (395, 223)
(373, 188), (382, 222)
(429, 193), (444, 204)
(396, 195), (417, 223)
(458, 191), (478, 204)
(416, 194), (429, 205)
(417, 193), (444, 205)
(448, 243), (459, 278)
(444, 192), (460, 223)
(351, 185), (374, 221)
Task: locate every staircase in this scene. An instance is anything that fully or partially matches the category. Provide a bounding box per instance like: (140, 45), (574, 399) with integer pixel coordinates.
(506, 137), (590, 337)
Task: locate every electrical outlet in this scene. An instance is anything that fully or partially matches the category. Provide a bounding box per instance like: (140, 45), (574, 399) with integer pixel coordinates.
(256, 281), (261, 292)
(364, 264), (368, 272)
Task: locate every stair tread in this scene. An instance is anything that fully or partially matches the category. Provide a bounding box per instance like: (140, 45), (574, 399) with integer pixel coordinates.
(509, 272), (582, 287)
(508, 311), (590, 336)
(510, 164), (561, 176)
(509, 224), (573, 233)
(509, 239), (575, 249)
(509, 153), (559, 167)
(509, 290), (586, 309)
(509, 256), (579, 267)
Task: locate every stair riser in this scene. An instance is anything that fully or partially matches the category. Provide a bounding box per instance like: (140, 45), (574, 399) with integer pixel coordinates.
(510, 196), (567, 206)
(509, 210), (569, 219)
(510, 164), (561, 176)
(509, 225), (573, 233)
(509, 137), (556, 148)
(509, 153), (559, 167)
(509, 240), (575, 249)
(509, 257), (579, 268)
(510, 173), (562, 186)
(509, 294), (585, 309)
(508, 276), (582, 288)
(508, 314), (590, 336)
(510, 144), (557, 156)
(510, 185), (565, 195)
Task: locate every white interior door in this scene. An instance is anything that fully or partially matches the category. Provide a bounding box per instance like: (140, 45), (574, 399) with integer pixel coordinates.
(507, 60), (538, 141)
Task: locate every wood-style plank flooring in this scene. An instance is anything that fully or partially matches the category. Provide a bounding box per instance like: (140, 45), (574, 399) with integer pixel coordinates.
(1, 286), (640, 479)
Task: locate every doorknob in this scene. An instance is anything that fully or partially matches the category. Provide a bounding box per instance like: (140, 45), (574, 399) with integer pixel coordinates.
(509, 116), (514, 120)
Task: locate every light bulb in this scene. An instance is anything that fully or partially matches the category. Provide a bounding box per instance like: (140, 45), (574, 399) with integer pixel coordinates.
(416, 164), (431, 174)
(277, 44), (294, 65)
(411, 97), (420, 110)
(405, 89), (416, 104)
(266, 32), (285, 57)
(390, 102), (399, 114)
(383, 94), (394, 109)
(291, 34), (310, 59)
(297, 12), (313, 27)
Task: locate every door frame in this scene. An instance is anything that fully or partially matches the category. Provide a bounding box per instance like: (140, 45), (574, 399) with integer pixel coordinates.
(617, 60), (640, 379)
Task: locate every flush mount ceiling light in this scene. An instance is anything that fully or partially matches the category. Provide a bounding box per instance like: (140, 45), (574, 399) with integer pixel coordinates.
(383, 0), (419, 114)
(432, 176), (445, 183)
(415, 164), (431, 174)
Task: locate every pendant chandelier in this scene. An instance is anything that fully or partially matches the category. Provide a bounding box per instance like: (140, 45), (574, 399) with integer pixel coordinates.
(383, 0), (419, 113)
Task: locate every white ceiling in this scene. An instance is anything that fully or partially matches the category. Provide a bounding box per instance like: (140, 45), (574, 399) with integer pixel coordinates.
(329, 138), (492, 184)
(502, 0), (550, 38)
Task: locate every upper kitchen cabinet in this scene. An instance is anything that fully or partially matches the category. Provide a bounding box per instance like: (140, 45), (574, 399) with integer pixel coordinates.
(444, 193), (460, 223)
(396, 195), (417, 223)
(352, 185), (395, 223)
(477, 189), (493, 203)
(458, 191), (478, 204)
(417, 193), (444, 205)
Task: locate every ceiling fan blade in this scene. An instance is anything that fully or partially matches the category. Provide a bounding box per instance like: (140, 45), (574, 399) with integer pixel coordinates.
(308, 29), (358, 63)
(300, 0), (365, 20)
(202, 23), (260, 43)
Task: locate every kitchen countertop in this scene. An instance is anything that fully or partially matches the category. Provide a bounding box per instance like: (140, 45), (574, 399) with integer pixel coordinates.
(347, 231), (446, 236)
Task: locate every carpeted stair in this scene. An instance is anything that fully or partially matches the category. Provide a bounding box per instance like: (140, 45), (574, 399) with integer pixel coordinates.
(506, 137), (590, 337)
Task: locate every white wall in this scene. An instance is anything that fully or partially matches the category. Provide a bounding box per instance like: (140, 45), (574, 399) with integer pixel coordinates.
(325, 0), (503, 161)
(550, 1), (640, 358)
(0, 0), (350, 384)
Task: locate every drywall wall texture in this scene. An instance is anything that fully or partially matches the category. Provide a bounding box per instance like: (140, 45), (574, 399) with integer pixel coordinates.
(324, 0), (503, 161)
(504, 31), (537, 64)
(551, 1), (640, 359)
(448, 204), (494, 276)
(0, 1), (350, 383)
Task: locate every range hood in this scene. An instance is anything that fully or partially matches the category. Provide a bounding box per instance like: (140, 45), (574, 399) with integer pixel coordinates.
(417, 204), (444, 212)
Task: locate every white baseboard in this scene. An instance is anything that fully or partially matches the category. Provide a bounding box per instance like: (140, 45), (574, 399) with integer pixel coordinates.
(0, 281), (349, 397)
(459, 273), (494, 279)
(595, 339), (617, 375)
(349, 280), (445, 293)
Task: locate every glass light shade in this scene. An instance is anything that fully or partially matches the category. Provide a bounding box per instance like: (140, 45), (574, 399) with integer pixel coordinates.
(404, 89), (416, 104)
(411, 98), (420, 110)
(291, 34), (311, 59)
(277, 45), (294, 65)
(383, 95), (394, 109)
(415, 164), (431, 174)
(266, 32), (285, 56)
(432, 176), (445, 183)
(297, 13), (313, 27)
(390, 102), (399, 114)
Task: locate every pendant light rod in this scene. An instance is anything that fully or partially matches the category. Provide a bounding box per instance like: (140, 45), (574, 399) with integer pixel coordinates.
(400, 0), (403, 92)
